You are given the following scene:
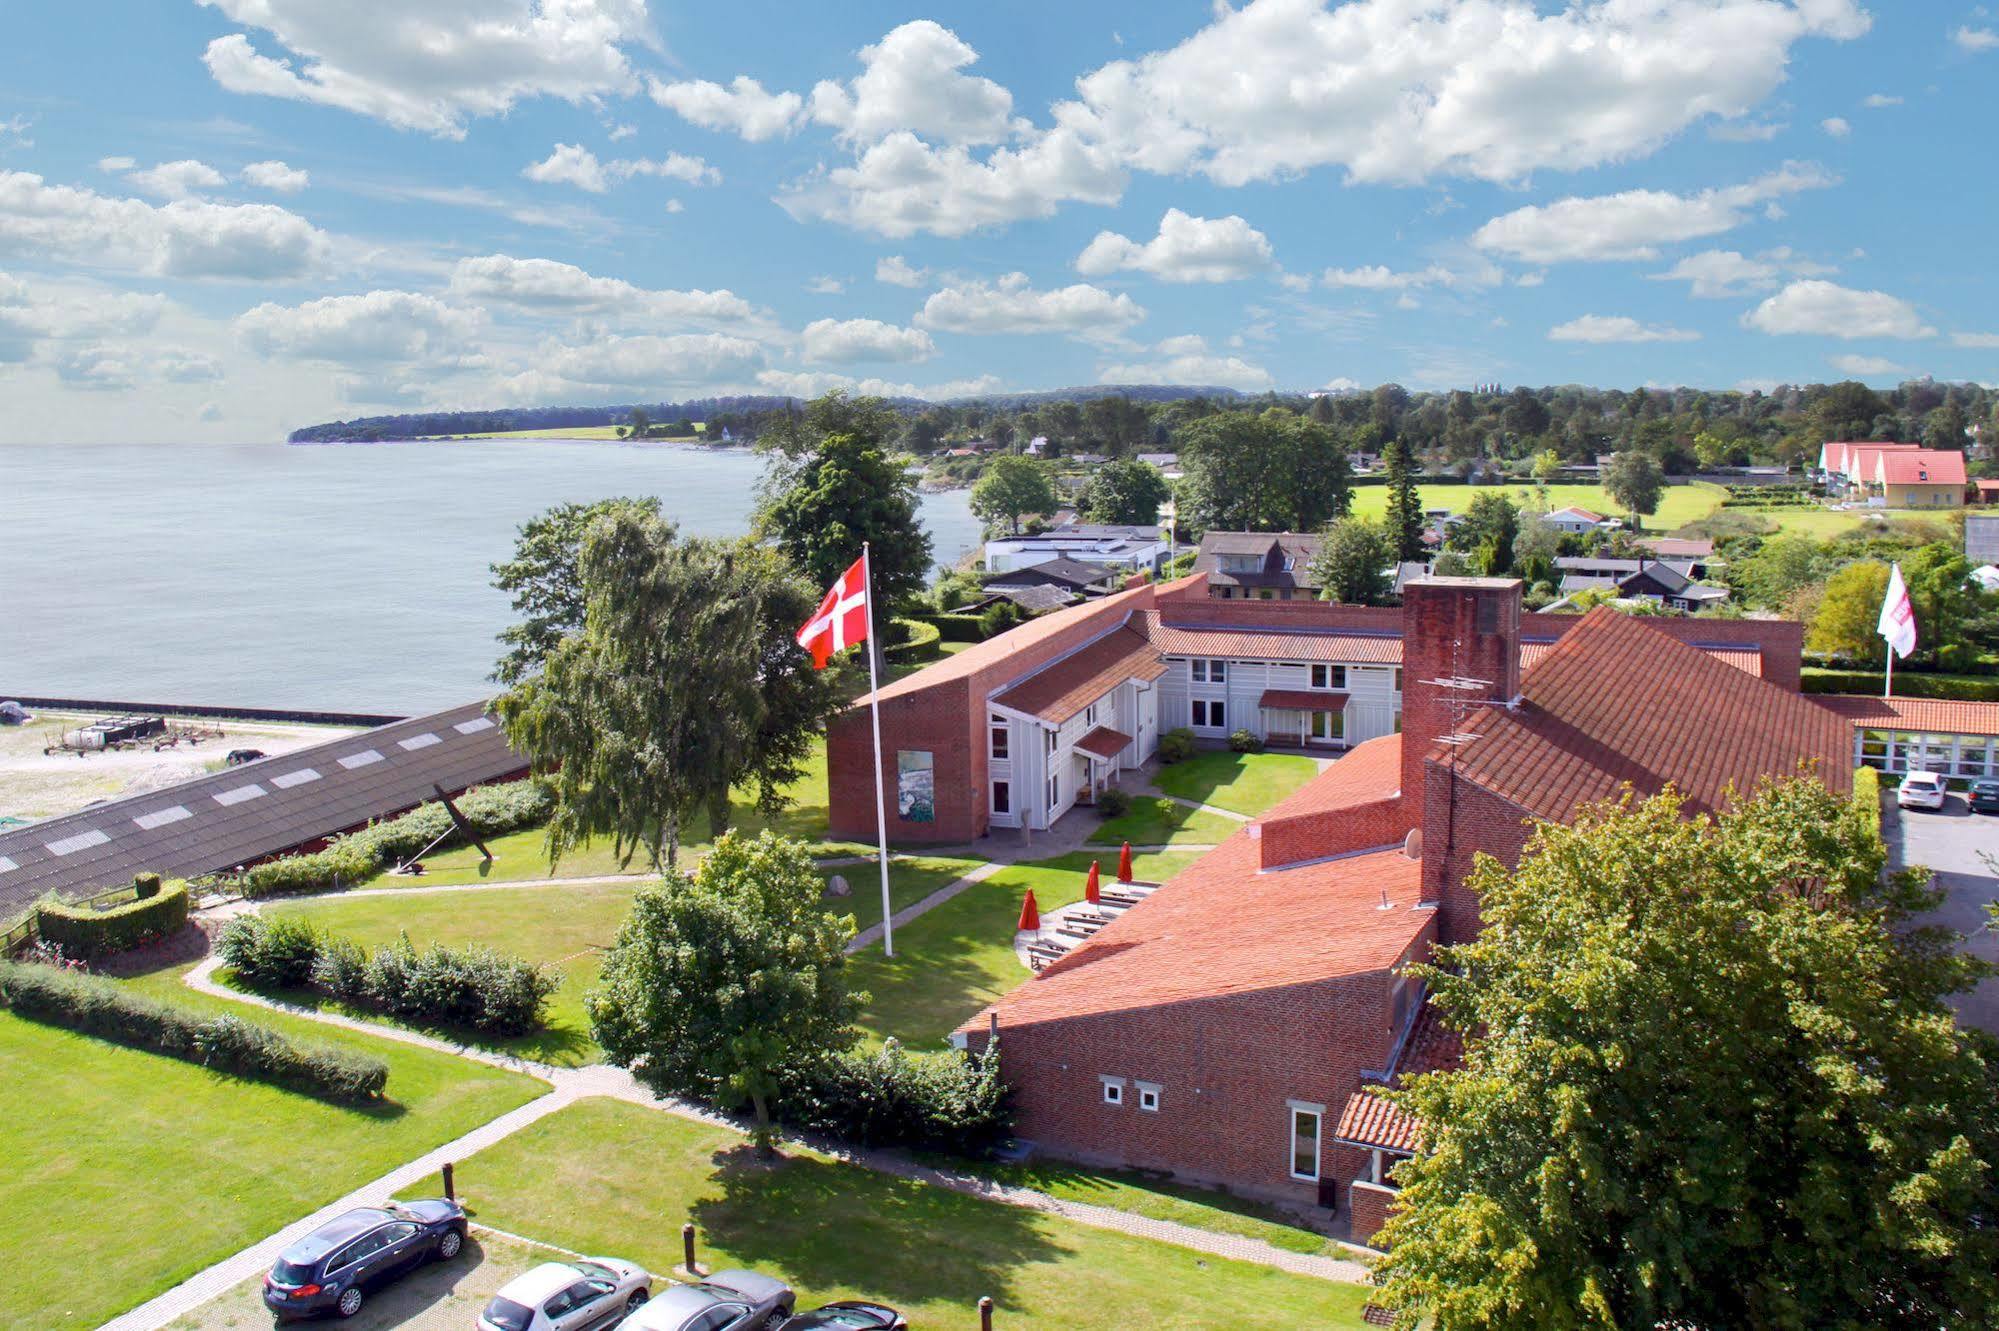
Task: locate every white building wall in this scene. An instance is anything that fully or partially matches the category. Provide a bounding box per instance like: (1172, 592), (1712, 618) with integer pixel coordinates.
(1160, 657), (1403, 747)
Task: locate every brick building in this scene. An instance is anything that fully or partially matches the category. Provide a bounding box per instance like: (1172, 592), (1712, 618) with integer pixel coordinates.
(934, 577), (1849, 1243)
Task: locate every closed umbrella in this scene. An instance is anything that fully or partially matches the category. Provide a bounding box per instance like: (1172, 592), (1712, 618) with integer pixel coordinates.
(1017, 888), (1041, 933)
(1085, 860), (1101, 903)
(1117, 841), (1135, 884)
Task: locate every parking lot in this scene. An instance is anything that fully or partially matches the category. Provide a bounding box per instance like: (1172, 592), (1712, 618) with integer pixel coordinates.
(1883, 794), (1999, 1033)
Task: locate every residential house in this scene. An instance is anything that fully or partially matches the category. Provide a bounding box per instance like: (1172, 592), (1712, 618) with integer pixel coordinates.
(1191, 531), (1324, 600)
(983, 524), (1171, 575)
(1540, 505), (1612, 534)
(1636, 536), (1716, 578)
(1135, 452), (1181, 477)
(1973, 479), (1999, 506)
(1817, 441), (1965, 507)
(985, 558), (1122, 598)
(1556, 559), (1728, 612)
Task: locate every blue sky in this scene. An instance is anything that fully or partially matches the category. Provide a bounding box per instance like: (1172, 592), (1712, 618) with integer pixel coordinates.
(3, 0), (1997, 443)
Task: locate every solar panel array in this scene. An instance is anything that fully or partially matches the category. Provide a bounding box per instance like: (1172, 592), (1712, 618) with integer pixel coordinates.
(0, 700), (527, 914)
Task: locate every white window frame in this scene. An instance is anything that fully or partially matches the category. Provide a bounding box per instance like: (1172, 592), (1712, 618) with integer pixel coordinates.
(1047, 773), (1060, 811)
(992, 780), (1011, 815)
(1100, 1075), (1126, 1106)
(1209, 658), (1227, 683)
(1310, 664), (1347, 690)
(1288, 1100), (1324, 1182)
(1136, 1081), (1162, 1113)
(989, 718), (1009, 760)
(1191, 699), (1227, 730)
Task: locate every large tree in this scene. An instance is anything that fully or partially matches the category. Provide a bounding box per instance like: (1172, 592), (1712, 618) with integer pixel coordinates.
(1086, 458), (1172, 527)
(757, 427), (932, 613)
(590, 830), (862, 1157)
(495, 509), (840, 868)
(1377, 779), (1999, 1330)
(1807, 559), (1890, 664)
(489, 496), (664, 686)
(1602, 450), (1664, 531)
(1179, 408), (1351, 533)
(1449, 491), (1520, 575)
(1383, 437), (1425, 561)
(1309, 515), (1393, 605)
(969, 453), (1058, 534)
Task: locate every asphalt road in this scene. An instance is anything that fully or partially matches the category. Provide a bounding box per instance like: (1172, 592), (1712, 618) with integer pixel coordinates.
(1883, 793), (1999, 1034)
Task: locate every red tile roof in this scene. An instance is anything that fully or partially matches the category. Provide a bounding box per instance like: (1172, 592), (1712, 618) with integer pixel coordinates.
(1522, 640), (1760, 677)
(1256, 733), (1403, 823)
(1259, 688), (1349, 711)
(1815, 694), (1999, 737)
(964, 839), (1429, 1030)
(1333, 1003), (1462, 1154)
(1875, 448), (1967, 487)
(990, 626), (1165, 723)
(1143, 613), (1404, 665)
(1074, 725), (1134, 761)
(1441, 608), (1851, 822)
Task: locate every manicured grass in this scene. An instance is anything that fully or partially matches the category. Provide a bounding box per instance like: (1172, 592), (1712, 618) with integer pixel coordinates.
(1087, 795), (1239, 847)
(1348, 480), (1725, 530)
(1151, 751), (1322, 816)
(847, 850), (1196, 1048)
(0, 996), (541, 1328)
(398, 1098), (1375, 1330)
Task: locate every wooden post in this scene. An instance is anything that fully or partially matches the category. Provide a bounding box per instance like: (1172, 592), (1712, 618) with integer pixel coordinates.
(979, 1296), (993, 1330)
(682, 1222), (697, 1275)
(442, 1162), (455, 1200)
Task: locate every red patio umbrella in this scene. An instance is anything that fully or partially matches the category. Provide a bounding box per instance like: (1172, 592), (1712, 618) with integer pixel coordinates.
(1085, 860), (1101, 904)
(1117, 841), (1135, 884)
(1017, 888), (1041, 933)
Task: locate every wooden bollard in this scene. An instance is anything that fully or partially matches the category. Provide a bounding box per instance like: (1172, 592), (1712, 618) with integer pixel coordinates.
(979, 1295), (994, 1330)
(442, 1162), (455, 1201)
(682, 1222), (697, 1274)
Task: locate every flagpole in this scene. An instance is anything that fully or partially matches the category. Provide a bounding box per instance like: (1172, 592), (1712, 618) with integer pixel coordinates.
(1885, 643), (1893, 699)
(862, 541), (895, 958)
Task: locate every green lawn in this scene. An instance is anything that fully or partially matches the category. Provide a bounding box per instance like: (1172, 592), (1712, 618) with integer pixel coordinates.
(847, 850), (1196, 1048)
(398, 1098), (1375, 1330)
(1349, 480), (1725, 529)
(0, 997), (541, 1328)
(1151, 752), (1322, 817)
(1087, 795), (1238, 847)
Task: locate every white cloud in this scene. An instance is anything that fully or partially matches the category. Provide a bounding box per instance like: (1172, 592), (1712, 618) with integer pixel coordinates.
(649, 74), (804, 141)
(241, 160), (309, 193)
(1548, 314), (1700, 344)
(1075, 208), (1273, 283)
(1317, 260), (1501, 292)
(1742, 280), (1936, 339)
(158, 349), (226, 382)
(127, 159), (227, 200)
(808, 20), (1016, 146)
(1708, 119), (1786, 142)
(0, 170), (331, 280)
(607, 123), (636, 141)
(779, 127), (1122, 238)
(1829, 353), (1906, 376)
(0, 273), (171, 368)
(875, 255), (928, 287)
(97, 155), (136, 173)
(447, 254), (753, 323)
(1821, 116), (1851, 138)
(1099, 333), (1274, 391)
(1952, 332), (1999, 349)
(1953, 25), (1999, 52)
(0, 115), (30, 149)
(1057, 0), (1868, 187)
(1322, 376), (1362, 392)
(800, 317), (935, 365)
(1471, 162), (1835, 263)
(522, 143), (717, 193)
(805, 276), (845, 295)
(1862, 93), (1902, 108)
(236, 289), (478, 364)
(1648, 249), (1779, 298)
(755, 368), (1001, 401)
(198, 0), (651, 137)
(915, 272), (1144, 337)
(663, 199), (684, 214)
(526, 332), (766, 393)
(1514, 271), (1546, 288)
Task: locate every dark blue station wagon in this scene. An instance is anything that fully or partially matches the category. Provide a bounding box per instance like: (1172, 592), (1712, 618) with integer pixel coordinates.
(263, 1199), (468, 1320)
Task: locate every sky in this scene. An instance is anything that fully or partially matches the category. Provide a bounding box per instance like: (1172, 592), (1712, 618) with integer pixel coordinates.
(3, 0), (1998, 444)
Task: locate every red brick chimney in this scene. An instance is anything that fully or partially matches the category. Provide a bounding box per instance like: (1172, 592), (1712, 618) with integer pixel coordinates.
(1398, 577), (1523, 805)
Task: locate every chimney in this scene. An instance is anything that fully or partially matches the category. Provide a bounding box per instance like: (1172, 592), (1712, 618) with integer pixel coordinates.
(1398, 577), (1523, 803)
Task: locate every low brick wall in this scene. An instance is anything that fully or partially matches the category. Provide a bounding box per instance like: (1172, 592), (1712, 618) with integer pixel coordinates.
(1349, 1179), (1400, 1246)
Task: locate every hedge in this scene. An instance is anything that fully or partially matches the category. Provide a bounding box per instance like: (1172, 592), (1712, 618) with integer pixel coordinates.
(0, 961), (387, 1101)
(928, 613), (988, 643)
(1850, 767), (1883, 846)
(886, 617), (942, 664)
(774, 1040), (1011, 1153)
(1802, 669), (1999, 702)
(240, 779), (554, 898)
(37, 879), (190, 960)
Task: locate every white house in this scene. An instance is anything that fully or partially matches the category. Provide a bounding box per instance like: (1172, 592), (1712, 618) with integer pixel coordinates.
(984, 525), (1172, 575)
(1540, 505), (1613, 535)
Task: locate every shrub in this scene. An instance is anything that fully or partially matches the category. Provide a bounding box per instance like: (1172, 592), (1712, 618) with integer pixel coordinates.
(775, 1040), (1011, 1153)
(1850, 767), (1883, 846)
(930, 613), (988, 643)
(1095, 788), (1131, 819)
(37, 880), (190, 960)
(133, 873), (162, 901)
(1801, 669), (1999, 702)
(217, 914), (324, 988)
(886, 617), (942, 664)
(311, 934), (369, 996)
(977, 600), (1024, 639)
(356, 933), (558, 1037)
(0, 961), (386, 1101)
(1228, 728), (1264, 754)
(1158, 727), (1196, 764)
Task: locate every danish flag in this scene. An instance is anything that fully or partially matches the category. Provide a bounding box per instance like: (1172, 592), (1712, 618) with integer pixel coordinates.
(797, 555), (871, 669)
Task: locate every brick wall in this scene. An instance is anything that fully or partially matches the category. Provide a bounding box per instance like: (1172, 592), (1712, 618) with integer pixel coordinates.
(1257, 795), (1412, 869)
(1348, 1180), (1399, 1246)
(969, 972), (1404, 1208)
(1399, 579), (1522, 804)
(1420, 762), (1534, 944)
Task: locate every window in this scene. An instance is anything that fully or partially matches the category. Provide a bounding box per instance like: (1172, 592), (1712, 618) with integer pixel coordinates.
(990, 720), (1009, 760)
(1310, 664), (1347, 690)
(1101, 1076), (1125, 1106)
(1393, 668), (1403, 693)
(1085, 701), (1098, 726)
(1290, 1105), (1322, 1181)
(993, 781), (1011, 814)
(1190, 658), (1227, 683)
(1136, 1081), (1162, 1112)
(1048, 773), (1061, 810)
(1192, 699), (1226, 729)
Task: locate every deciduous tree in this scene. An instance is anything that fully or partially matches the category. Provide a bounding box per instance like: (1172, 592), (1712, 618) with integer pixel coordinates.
(1309, 516), (1393, 605)
(1180, 408), (1352, 533)
(970, 453), (1058, 535)
(1807, 559), (1890, 664)
(1602, 451), (1664, 531)
(1449, 492), (1520, 575)
(1085, 458), (1171, 527)
(757, 426), (932, 613)
(490, 496), (664, 686)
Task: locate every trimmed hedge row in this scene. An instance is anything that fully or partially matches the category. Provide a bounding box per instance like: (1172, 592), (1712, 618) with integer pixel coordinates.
(37, 879), (190, 959)
(218, 915), (559, 1037)
(1802, 669), (1999, 702)
(927, 613), (988, 643)
(0, 961), (387, 1101)
(1850, 767), (1883, 846)
(240, 780), (554, 898)
(886, 617), (943, 664)
(774, 1039), (1011, 1153)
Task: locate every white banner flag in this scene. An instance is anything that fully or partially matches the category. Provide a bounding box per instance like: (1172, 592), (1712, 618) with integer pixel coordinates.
(1878, 562), (1917, 660)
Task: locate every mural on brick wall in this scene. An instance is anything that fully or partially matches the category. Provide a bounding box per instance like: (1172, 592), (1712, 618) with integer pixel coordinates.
(896, 750), (935, 822)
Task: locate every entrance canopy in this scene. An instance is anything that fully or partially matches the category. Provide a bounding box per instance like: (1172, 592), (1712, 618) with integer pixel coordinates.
(1075, 725), (1134, 762)
(1259, 689), (1348, 712)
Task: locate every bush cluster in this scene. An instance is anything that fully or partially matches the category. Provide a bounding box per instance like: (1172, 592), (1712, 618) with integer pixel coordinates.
(775, 1040), (1011, 1153)
(926, 612), (988, 643)
(1094, 787), (1131, 819)
(1158, 727), (1196, 764)
(1228, 728), (1265, 754)
(37, 879), (190, 960)
(0, 961), (387, 1101)
(239, 780), (554, 898)
(1801, 668), (1999, 701)
(217, 916), (558, 1037)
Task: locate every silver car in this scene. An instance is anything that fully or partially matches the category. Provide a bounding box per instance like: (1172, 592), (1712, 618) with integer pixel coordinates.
(624, 1270), (795, 1331)
(479, 1258), (654, 1331)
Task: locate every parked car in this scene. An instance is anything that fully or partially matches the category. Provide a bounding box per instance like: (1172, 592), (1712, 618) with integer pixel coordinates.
(624, 1270), (795, 1331)
(225, 747), (267, 765)
(781, 1301), (907, 1330)
(1897, 771), (1949, 811)
(1970, 778), (1999, 815)
(478, 1258), (654, 1331)
(263, 1199), (467, 1320)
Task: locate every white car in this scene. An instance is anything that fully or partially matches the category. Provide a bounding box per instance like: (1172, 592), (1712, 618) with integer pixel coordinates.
(1897, 771), (1949, 811)
(479, 1258), (653, 1331)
